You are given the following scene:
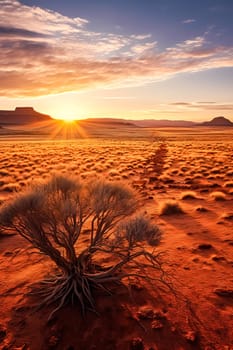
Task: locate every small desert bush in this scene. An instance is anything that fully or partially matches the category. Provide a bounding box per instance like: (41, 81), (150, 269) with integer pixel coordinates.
(224, 181), (233, 188)
(211, 167), (220, 174)
(1, 183), (19, 193)
(210, 191), (226, 201)
(171, 169), (179, 175)
(220, 212), (233, 221)
(108, 169), (119, 177)
(159, 200), (184, 215)
(180, 166), (189, 172)
(0, 170), (9, 177)
(180, 191), (198, 200)
(0, 175), (163, 318)
(196, 206), (208, 212)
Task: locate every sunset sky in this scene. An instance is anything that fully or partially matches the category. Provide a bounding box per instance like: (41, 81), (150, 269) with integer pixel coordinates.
(0, 0), (232, 121)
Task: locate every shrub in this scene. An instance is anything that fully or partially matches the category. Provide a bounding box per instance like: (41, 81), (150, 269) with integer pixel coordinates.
(159, 200), (184, 215)
(0, 175), (162, 318)
(180, 191), (198, 200)
(196, 206), (208, 212)
(210, 191), (226, 201)
(224, 181), (233, 188)
(220, 212), (233, 221)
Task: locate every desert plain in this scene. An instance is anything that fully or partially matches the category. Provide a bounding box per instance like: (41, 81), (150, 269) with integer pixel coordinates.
(0, 126), (233, 350)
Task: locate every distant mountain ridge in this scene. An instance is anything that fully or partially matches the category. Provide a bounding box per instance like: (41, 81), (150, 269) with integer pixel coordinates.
(85, 116), (233, 128)
(83, 118), (137, 127)
(0, 107), (51, 125)
(132, 119), (196, 127)
(0, 107), (232, 128)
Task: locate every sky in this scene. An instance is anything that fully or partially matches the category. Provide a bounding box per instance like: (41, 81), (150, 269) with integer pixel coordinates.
(0, 0), (232, 121)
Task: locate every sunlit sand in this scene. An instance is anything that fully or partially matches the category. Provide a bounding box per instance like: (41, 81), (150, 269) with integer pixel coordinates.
(0, 127), (232, 349)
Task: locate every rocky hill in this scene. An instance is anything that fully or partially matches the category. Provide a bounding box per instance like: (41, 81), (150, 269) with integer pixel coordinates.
(200, 116), (233, 127)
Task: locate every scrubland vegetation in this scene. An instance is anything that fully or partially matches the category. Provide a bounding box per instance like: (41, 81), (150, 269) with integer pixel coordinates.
(0, 138), (233, 197)
(0, 132), (233, 349)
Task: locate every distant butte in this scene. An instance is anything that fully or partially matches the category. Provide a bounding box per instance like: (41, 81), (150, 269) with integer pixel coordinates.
(0, 107), (52, 125)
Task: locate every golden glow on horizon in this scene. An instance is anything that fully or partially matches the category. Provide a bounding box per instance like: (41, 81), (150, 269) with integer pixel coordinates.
(63, 117), (76, 123)
(56, 116), (76, 122)
(27, 117), (88, 139)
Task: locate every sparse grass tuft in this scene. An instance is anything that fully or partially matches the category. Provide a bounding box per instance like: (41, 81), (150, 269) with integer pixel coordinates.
(196, 206), (208, 212)
(180, 191), (198, 200)
(220, 212), (233, 221)
(224, 181), (233, 188)
(210, 191), (226, 201)
(159, 200), (184, 216)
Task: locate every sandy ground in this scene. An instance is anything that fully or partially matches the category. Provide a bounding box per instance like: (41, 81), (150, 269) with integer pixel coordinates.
(0, 127), (233, 349)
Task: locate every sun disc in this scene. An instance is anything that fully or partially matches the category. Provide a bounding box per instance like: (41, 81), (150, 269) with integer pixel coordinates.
(63, 116), (76, 123)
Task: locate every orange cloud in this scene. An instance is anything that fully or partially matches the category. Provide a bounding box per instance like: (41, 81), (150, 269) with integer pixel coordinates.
(0, 1), (232, 97)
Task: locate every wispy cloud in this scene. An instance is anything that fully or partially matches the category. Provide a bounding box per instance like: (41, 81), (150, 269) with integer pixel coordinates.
(131, 41), (157, 54)
(126, 101), (233, 119)
(170, 102), (233, 111)
(0, 1), (232, 97)
(182, 19), (196, 24)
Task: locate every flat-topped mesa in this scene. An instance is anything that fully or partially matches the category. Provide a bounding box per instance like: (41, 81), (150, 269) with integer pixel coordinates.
(14, 107), (35, 114)
(0, 107), (52, 125)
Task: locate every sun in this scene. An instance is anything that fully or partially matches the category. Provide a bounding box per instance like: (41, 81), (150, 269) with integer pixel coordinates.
(62, 116), (76, 123)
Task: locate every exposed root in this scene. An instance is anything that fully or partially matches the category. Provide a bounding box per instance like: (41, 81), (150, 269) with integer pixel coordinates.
(32, 272), (114, 320)
(31, 256), (171, 321)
